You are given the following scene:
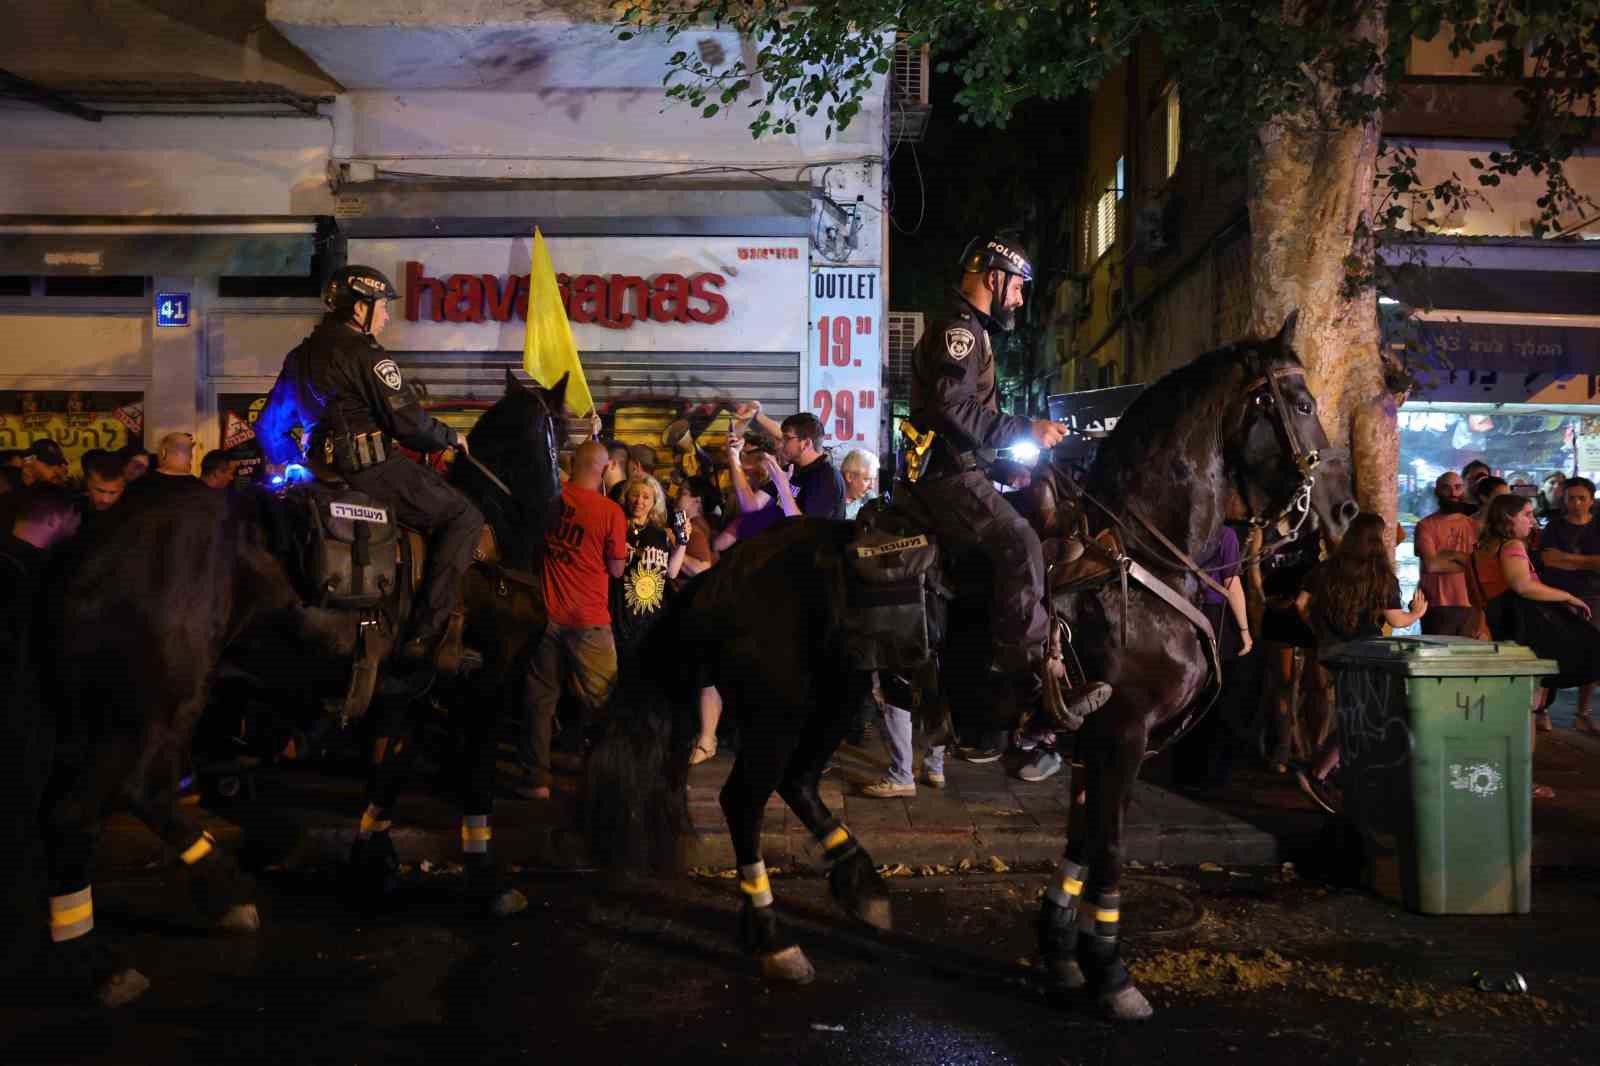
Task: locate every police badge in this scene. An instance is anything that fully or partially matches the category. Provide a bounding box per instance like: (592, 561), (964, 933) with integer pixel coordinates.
(945, 327), (976, 360)
(373, 358), (403, 390)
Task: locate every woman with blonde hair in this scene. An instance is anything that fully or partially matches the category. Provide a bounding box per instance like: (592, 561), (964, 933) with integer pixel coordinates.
(611, 477), (686, 660)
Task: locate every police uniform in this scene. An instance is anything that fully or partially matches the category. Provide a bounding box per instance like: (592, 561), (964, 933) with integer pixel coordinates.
(907, 292), (1047, 675)
(258, 315), (483, 651)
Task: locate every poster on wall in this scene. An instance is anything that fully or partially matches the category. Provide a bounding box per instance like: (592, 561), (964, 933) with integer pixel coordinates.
(0, 404), (143, 471)
(808, 266), (882, 453)
(1578, 417), (1600, 474)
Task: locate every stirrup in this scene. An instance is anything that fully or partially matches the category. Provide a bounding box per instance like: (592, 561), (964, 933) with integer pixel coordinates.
(1042, 668), (1113, 732)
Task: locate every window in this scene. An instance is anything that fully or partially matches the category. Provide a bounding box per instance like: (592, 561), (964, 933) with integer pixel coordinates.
(43, 276), (146, 297)
(1084, 157), (1124, 266)
(218, 274), (321, 298)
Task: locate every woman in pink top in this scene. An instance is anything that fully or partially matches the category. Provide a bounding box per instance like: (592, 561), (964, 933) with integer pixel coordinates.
(1473, 494), (1600, 798)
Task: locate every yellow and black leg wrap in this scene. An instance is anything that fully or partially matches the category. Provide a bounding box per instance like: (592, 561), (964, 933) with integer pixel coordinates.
(739, 860), (774, 908)
(178, 831), (215, 866)
(358, 804), (392, 840)
(817, 823), (858, 866)
(1038, 858), (1087, 990)
(460, 815), (491, 856)
(49, 886), (94, 944)
(1075, 889), (1132, 993)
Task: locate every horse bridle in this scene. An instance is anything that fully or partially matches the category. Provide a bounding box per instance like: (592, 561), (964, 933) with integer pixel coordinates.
(1238, 364), (1323, 540)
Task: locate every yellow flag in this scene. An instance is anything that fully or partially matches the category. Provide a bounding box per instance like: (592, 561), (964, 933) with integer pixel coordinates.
(522, 228), (595, 417)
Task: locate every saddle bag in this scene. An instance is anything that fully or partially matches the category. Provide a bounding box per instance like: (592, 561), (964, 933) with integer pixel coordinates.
(289, 481), (399, 610)
(841, 528), (940, 671)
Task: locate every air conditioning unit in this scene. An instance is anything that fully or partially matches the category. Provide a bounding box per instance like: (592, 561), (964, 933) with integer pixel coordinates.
(886, 311), (925, 399)
(889, 35), (932, 144)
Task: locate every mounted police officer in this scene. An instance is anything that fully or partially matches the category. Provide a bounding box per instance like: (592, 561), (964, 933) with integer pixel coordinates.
(907, 236), (1112, 728)
(257, 265), (483, 672)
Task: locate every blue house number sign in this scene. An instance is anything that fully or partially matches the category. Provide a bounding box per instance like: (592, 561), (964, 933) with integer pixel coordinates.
(156, 292), (190, 328)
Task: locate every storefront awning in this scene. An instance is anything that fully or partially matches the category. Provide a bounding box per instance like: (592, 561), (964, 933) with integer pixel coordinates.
(0, 222), (317, 276)
(1387, 265), (1600, 316)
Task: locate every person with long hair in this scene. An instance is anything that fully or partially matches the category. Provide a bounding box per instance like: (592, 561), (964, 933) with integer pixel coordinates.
(1471, 492), (1599, 797)
(1291, 512), (1428, 813)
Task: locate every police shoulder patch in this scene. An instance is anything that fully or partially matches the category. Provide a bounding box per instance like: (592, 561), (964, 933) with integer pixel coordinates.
(373, 358), (403, 390)
(944, 327), (977, 361)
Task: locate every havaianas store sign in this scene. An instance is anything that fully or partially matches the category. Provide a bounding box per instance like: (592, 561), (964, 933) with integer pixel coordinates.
(346, 236), (810, 356)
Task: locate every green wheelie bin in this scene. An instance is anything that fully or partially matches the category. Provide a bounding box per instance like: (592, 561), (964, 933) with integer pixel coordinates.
(1321, 635), (1556, 915)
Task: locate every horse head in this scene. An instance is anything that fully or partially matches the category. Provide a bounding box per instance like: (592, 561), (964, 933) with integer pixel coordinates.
(464, 369), (567, 531)
(1228, 312), (1357, 544)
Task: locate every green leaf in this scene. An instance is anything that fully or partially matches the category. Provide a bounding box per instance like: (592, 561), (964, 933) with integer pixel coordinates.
(702, 104), (720, 118)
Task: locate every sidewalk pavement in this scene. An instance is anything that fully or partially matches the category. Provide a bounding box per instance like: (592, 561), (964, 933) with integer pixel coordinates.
(96, 712), (1600, 874)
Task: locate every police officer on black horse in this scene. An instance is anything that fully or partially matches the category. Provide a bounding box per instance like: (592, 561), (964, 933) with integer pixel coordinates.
(907, 236), (1113, 729)
(257, 265), (483, 672)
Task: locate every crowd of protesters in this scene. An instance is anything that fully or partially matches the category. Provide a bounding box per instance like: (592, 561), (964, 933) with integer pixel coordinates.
(13, 403), (1600, 820)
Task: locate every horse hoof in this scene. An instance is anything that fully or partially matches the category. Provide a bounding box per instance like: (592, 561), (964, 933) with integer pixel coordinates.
(487, 889), (528, 919)
(97, 968), (151, 1009)
(760, 945), (816, 984)
(1100, 984), (1154, 1022)
(215, 903), (261, 934)
(854, 896), (892, 933)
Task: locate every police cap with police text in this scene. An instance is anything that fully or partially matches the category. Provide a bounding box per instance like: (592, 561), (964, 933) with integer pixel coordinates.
(324, 265), (399, 315)
(959, 236), (1034, 283)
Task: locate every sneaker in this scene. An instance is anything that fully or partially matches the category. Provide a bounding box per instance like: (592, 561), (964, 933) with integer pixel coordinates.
(1018, 750), (1063, 782)
(860, 778), (916, 798)
(921, 769), (946, 789)
(957, 746), (1003, 764)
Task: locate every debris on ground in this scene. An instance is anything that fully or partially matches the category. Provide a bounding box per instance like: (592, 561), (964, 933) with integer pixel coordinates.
(1130, 948), (1568, 1020)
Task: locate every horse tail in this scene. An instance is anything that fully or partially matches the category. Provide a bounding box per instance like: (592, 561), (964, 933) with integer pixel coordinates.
(581, 591), (700, 870)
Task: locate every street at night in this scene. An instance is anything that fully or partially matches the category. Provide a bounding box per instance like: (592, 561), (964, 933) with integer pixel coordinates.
(6, 2), (1600, 1062)
(5, 854), (1597, 1065)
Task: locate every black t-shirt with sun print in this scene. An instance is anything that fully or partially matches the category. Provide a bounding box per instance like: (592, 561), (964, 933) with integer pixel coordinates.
(611, 522), (674, 653)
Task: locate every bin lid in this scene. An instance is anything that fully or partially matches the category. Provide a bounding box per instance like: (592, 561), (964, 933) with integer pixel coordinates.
(1321, 635), (1558, 676)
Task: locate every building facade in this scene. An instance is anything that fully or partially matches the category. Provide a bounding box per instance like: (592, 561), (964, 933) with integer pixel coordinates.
(1, 1), (893, 469)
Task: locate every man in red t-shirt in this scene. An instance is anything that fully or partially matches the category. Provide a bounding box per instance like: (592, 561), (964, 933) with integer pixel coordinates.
(1415, 471), (1480, 636)
(515, 440), (628, 799)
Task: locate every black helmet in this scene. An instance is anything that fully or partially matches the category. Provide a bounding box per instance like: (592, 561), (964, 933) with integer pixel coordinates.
(325, 265), (398, 332)
(960, 235), (1034, 283)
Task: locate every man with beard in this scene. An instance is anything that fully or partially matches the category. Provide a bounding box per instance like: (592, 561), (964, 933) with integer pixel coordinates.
(1416, 470), (1481, 636)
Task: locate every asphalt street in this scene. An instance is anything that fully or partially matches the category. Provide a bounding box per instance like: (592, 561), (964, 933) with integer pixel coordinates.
(3, 857), (1595, 1066)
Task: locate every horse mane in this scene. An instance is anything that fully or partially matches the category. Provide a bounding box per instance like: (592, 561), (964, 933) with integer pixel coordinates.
(1087, 335), (1298, 499)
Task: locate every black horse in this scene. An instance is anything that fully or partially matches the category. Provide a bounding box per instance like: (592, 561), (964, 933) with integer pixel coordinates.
(582, 316), (1357, 1016)
(36, 371), (565, 1006)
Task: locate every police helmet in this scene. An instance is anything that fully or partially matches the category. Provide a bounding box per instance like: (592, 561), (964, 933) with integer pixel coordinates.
(325, 265), (399, 331)
(960, 235), (1034, 283)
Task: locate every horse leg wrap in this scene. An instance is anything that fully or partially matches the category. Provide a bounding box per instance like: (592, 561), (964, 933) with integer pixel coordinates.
(346, 825), (403, 906)
(357, 804), (393, 840)
(739, 860), (774, 909)
(178, 832), (257, 924)
(738, 889), (787, 956)
(1074, 891), (1132, 994)
(818, 822), (859, 866)
(1038, 859), (1087, 990)
(818, 827), (891, 932)
(48, 886), (94, 944)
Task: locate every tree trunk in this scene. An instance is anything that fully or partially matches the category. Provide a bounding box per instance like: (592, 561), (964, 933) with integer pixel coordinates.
(1247, 7), (1397, 543)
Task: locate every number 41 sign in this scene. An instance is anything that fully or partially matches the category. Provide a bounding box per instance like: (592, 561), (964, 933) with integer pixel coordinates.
(808, 267), (881, 452)
(155, 292), (190, 328)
